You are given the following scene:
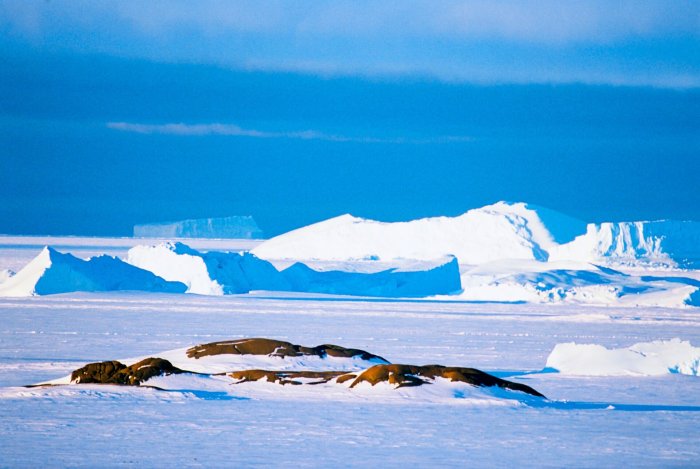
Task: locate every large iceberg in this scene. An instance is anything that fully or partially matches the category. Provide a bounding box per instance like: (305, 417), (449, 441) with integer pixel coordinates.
(0, 247), (186, 297)
(252, 202), (587, 264)
(253, 201), (700, 269)
(127, 242), (462, 298)
(133, 216), (263, 239)
(3, 201), (698, 304)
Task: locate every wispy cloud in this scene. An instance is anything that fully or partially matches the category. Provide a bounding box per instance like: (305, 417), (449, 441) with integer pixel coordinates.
(5, 1), (698, 45)
(106, 122), (473, 144)
(2, 1), (699, 88)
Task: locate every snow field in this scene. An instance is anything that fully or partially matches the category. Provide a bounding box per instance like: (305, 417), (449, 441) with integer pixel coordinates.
(2, 292), (700, 466)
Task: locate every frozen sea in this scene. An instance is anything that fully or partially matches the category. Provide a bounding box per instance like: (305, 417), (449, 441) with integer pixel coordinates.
(1, 238), (700, 467)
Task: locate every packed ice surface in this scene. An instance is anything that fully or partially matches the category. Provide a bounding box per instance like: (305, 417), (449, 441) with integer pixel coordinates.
(133, 215), (264, 239)
(2, 288), (700, 466)
(546, 338), (700, 376)
(0, 247), (186, 297)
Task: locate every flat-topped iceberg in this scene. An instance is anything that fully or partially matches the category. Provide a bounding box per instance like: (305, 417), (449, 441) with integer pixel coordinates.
(281, 256), (461, 298)
(134, 215), (263, 239)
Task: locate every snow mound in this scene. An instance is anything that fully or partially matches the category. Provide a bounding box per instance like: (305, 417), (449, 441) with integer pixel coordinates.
(0, 247), (186, 297)
(281, 256), (461, 298)
(134, 215), (263, 239)
(127, 242), (289, 295)
(253, 202), (584, 263)
(545, 339), (700, 376)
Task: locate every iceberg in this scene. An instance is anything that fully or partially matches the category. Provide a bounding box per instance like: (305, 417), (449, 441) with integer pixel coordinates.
(545, 339), (700, 376)
(252, 202), (586, 264)
(550, 220), (700, 268)
(133, 216), (263, 239)
(127, 242), (289, 295)
(281, 257), (461, 298)
(128, 242), (462, 298)
(0, 247), (186, 297)
(253, 201), (699, 269)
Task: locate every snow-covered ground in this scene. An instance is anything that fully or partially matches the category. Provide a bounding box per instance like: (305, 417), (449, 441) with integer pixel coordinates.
(2, 293), (700, 466)
(1, 226), (700, 466)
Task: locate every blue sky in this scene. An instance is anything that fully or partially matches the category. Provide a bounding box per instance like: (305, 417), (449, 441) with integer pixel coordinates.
(0, 1), (699, 235)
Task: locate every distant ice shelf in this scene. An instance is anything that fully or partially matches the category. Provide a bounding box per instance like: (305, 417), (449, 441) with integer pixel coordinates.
(133, 215), (264, 239)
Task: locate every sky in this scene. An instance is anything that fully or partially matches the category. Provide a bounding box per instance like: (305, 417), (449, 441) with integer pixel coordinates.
(0, 1), (699, 236)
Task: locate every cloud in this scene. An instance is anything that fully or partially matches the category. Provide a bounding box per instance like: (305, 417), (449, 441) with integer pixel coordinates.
(106, 122), (473, 144)
(4, 0), (698, 44)
(1, 1), (699, 88)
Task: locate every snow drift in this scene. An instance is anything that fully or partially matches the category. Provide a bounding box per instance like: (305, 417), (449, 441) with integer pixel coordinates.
(253, 201), (699, 268)
(545, 339), (700, 376)
(133, 215), (263, 239)
(0, 247), (186, 297)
